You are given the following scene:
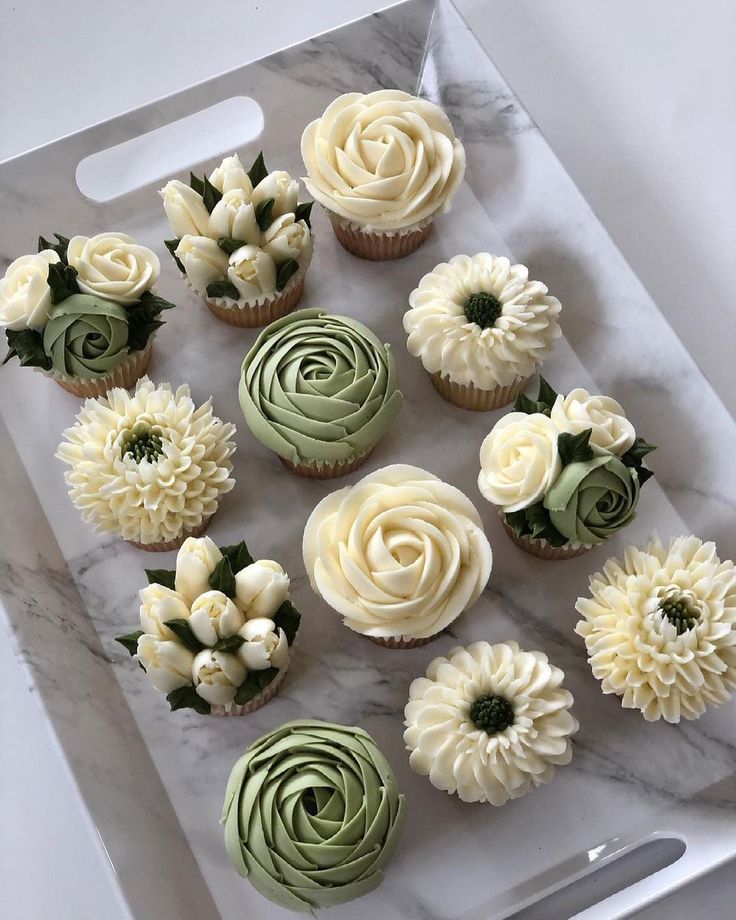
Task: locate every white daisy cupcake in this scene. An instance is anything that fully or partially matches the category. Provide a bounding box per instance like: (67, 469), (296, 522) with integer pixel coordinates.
(404, 641), (578, 803)
(575, 536), (736, 722)
(403, 254), (561, 410)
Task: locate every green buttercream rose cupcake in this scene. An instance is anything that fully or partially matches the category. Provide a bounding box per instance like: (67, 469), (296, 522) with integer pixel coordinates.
(239, 308), (402, 477)
(222, 719), (406, 912)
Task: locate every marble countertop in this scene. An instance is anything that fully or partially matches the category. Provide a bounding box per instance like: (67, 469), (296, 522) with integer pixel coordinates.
(1, 2), (734, 919)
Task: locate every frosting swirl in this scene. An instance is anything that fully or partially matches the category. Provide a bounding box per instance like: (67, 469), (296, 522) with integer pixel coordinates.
(550, 388), (635, 456)
(43, 292), (129, 379)
(239, 309), (401, 466)
(66, 232), (160, 305)
(301, 89), (465, 232)
(303, 464), (492, 640)
(222, 720), (405, 911)
(404, 254), (562, 389)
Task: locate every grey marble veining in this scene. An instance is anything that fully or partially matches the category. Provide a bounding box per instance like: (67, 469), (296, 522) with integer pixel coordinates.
(1, 2), (735, 918)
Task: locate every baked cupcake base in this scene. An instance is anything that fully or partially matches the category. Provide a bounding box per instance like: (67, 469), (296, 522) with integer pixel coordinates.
(126, 515), (212, 553)
(206, 276), (305, 328)
(501, 516), (591, 561)
(367, 634), (436, 649)
(328, 212), (432, 261)
(50, 339), (153, 398)
(430, 371), (527, 411)
(279, 449), (373, 479)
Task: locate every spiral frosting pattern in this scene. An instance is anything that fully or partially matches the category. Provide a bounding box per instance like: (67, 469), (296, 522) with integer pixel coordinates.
(43, 293), (130, 378)
(222, 720), (405, 911)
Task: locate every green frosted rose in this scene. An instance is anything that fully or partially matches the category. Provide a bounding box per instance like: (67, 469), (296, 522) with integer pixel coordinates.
(43, 292), (129, 378)
(222, 719), (406, 912)
(544, 454), (640, 545)
(239, 309), (402, 465)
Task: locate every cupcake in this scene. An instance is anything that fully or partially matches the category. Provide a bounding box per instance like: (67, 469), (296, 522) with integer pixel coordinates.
(403, 254), (561, 410)
(575, 536), (736, 722)
(222, 720), (405, 910)
(57, 377), (236, 551)
(303, 464), (492, 647)
(1, 232), (172, 397)
(160, 152), (313, 327)
(301, 89), (465, 260)
(239, 308), (401, 478)
(478, 378), (656, 560)
(115, 536), (301, 716)
(404, 641), (578, 804)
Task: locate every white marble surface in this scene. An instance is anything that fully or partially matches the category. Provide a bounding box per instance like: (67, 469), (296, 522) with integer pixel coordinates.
(1, 2), (734, 919)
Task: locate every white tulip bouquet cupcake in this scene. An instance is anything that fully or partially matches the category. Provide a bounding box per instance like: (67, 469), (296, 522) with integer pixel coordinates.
(116, 536), (301, 716)
(1, 231), (173, 397)
(478, 378), (656, 559)
(160, 151), (313, 327)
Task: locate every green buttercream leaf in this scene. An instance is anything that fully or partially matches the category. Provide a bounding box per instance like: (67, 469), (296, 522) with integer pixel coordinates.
(274, 600), (301, 645)
(636, 465), (655, 486)
(202, 175), (223, 214)
(3, 328), (52, 370)
(294, 201), (313, 227)
(145, 568), (176, 590)
(255, 197), (275, 231)
(164, 619), (206, 653)
(275, 258), (299, 292)
(125, 290), (174, 352)
(213, 635), (245, 653)
(558, 428), (595, 466)
(189, 172), (205, 196)
(115, 630), (144, 657)
(166, 684), (210, 715)
(206, 280), (240, 300)
(247, 151), (268, 188)
(536, 375), (559, 411)
(217, 237), (245, 255)
(234, 667), (279, 705)
(164, 238), (184, 273)
(504, 508), (529, 537)
(47, 261), (80, 304)
(209, 557), (237, 598)
(525, 501), (552, 538)
(38, 233), (70, 263)
(513, 391), (540, 415)
(220, 541), (254, 575)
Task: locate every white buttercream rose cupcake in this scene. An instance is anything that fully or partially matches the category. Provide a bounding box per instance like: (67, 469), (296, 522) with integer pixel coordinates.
(404, 254), (562, 409)
(575, 536), (736, 722)
(161, 152), (313, 327)
(303, 464), (492, 648)
(116, 536), (301, 716)
(301, 89), (465, 260)
(404, 641), (578, 804)
(56, 377), (236, 551)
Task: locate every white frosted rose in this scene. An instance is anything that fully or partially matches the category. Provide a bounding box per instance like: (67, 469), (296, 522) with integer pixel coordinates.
(66, 232), (160, 304)
(174, 536), (223, 605)
(0, 250), (60, 330)
(227, 245), (276, 299)
(192, 649), (245, 706)
(188, 590), (244, 646)
(207, 189), (260, 244)
(237, 617), (289, 671)
(175, 235), (229, 292)
(551, 388), (636, 456)
(235, 560), (289, 619)
(262, 214), (309, 262)
(159, 179), (211, 237)
(303, 464), (493, 640)
(139, 584), (191, 640)
(209, 153), (253, 195)
(137, 634), (195, 694)
(478, 412), (562, 512)
(251, 170), (299, 219)
(301, 89), (465, 231)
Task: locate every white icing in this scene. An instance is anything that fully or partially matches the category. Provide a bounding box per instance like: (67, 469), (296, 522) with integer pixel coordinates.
(404, 641), (578, 805)
(550, 387), (635, 455)
(66, 232), (160, 305)
(0, 249), (60, 331)
(403, 254), (561, 389)
(302, 464), (492, 640)
(575, 536), (736, 722)
(301, 89), (465, 232)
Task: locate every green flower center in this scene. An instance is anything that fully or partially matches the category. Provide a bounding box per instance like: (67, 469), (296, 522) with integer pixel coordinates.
(469, 694), (515, 734)
(121, 422), (164, 464)
(659, 594), (700, 634)
(464, 292), (503, 329)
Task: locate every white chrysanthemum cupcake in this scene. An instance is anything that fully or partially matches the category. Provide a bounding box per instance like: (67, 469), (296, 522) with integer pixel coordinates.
(57, 377), (236, 551)
(575, 536), (736, 722)
(404, 254), (561, 410)
(404, 641), (578, 804)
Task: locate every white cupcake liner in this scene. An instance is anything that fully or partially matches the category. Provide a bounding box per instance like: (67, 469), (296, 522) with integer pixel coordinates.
(125, 514), (213, 552)
(327, 210), (433, 260)
(278, 447), (373, 480)
(500, 512), (591, 560)
(326, 208), (435, 239)
(45, 338), (154, 398)
(429, 372), (529, 411)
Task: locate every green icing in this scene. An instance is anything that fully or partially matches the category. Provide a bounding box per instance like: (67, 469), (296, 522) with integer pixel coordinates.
(221, 719), (406, 912)
(464, 291), (502, 329)
(469, 694), (515, 734)
(238, 309), (402, 464)
(544, 454), (640, 546)
(659, 595), (700, 634)
(43, 293), (129, 379)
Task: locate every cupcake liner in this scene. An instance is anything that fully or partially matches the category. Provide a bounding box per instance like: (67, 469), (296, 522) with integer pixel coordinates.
(430, 371), (528, 411)
(126, 514), (212, 553)
(501, 515), (591, 560)
(49, 339), (153, 398)
(367, 633), (437, 649)
(210, 642), (297, 717)
(327, 211), (433, 260)
(279, 448), (373, 480)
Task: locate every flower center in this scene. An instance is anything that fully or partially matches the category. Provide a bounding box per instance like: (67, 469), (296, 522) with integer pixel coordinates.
(464, 292), (503, 329)
(659, 594), (700, 634)
(302, 789), (318, 815)
(121, 421), (163, 464)
(469, 694), (515, 734)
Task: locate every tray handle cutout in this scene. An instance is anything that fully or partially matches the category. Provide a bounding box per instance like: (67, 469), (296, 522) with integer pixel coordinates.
(75, 96), (264, 202)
